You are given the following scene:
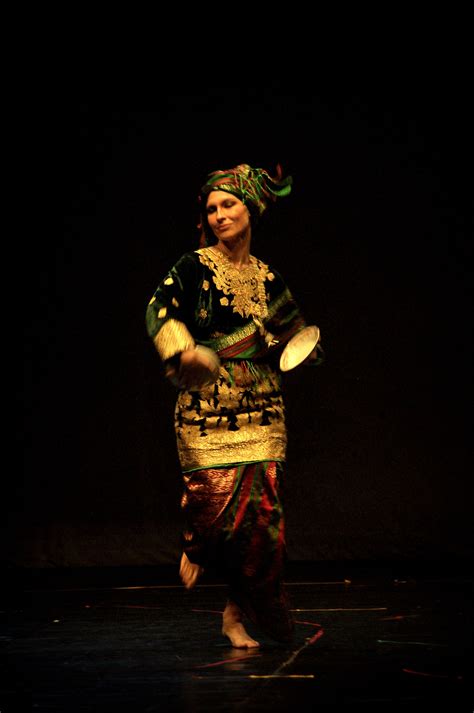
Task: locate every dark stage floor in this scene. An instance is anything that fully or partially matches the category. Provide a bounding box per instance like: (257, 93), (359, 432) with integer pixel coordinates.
(1, 562), (472, 711)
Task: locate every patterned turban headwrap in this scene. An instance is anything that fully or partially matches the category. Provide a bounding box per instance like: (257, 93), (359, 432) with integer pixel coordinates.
(201, 163), (292, 216)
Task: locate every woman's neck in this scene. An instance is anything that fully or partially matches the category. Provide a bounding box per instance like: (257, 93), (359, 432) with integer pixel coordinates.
(214, 235), (251, 270)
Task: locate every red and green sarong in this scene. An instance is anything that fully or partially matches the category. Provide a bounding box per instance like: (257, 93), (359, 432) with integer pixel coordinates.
(181, 460), (293, 643)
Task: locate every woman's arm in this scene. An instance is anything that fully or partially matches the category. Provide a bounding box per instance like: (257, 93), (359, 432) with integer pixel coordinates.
(146, 252), (199, 361)
(146, 252), (220, 387)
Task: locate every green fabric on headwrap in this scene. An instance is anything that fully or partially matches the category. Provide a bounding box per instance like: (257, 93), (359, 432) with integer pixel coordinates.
(201, 163), (292, 215)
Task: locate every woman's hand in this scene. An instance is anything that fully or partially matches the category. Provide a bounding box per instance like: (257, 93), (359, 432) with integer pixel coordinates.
(175, 347), (220, 389)
(302, 346), (319, 365)
(302, 342), (325, 366)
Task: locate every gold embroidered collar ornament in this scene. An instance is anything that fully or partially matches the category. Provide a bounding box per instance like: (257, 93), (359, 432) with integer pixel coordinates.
(197, 247), (279, 347)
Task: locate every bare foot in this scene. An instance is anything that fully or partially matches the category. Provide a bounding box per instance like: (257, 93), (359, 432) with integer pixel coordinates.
(222, 600), (260, 648)
(179, 552), (204, 589)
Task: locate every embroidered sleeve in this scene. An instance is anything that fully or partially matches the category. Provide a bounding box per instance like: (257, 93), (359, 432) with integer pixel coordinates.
(145, 253), (199, 361)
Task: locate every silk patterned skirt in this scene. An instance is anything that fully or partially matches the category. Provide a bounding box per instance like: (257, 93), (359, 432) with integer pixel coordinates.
(181, 460), (294, 643)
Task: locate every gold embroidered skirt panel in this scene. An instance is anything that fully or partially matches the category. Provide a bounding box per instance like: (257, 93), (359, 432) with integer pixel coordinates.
(175, 360), (287, 472)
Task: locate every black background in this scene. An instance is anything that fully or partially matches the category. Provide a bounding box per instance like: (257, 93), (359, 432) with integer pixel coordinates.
(14, 74), (472, 569)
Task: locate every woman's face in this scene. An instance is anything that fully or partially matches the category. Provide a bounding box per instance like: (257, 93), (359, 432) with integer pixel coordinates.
(206, 190), (251, 242)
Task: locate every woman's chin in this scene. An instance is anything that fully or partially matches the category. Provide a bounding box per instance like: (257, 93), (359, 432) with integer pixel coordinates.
(215, 232), (247, 244)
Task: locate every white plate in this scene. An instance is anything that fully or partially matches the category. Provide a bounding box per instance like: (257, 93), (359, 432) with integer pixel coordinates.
(279, 325), (320, 372)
